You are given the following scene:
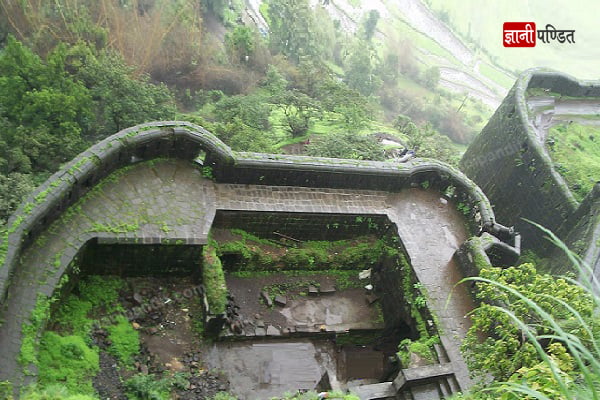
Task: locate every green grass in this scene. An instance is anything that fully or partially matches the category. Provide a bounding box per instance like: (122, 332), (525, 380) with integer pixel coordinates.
(21, 384), (98, 400)
(479, 62), (515, 89)
(34, 275), (135, 396)
(258, 2), (270, 26)
(228, 269), (364, 290)
(548, 122), (600, 201)
(385, 14), (461, 67)
(106, 315), (140, 365)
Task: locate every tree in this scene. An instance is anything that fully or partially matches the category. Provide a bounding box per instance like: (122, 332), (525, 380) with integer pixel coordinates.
(72, 47), (177, 139)
(363, 10), (380, 41)
(213, 94), (272, 131)
(226, 26), (255, 64)
(422, 66), (440, 89)
(275, 90), (322, 137)
(267, 0), (319, 63)
(307, 132), (385, 161)
(0, 37), (92, 173)
(344, 40), (381, 96)
(317, 80), (371, 131)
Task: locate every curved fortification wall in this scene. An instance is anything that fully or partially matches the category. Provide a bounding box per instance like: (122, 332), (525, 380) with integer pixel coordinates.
(0, 121), (516, 394)
(0, 121), (505, 305)
(461, 69), (600, 255)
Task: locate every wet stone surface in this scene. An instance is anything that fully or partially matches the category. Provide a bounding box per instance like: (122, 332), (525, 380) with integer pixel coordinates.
(224, 273), (384, 336)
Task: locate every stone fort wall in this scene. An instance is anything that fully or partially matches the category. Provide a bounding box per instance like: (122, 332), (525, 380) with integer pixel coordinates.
(461, 69), (600, 254)
(0, 121), (505, 306)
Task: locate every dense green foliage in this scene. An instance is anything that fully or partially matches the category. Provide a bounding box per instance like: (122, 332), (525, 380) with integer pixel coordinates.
(32, 276), (138, 396)
(458, 225), (600, 400)
(0, 37), (92, 175)
(306, 132), (385, 160)
(125, 372), (189, 400)
(0, 37), (176, 225)
(463, 263), (594, 381)
(21, 385), (97, 400)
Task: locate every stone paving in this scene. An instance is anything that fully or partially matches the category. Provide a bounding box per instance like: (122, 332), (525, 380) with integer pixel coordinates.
(0, 159), (473, 391)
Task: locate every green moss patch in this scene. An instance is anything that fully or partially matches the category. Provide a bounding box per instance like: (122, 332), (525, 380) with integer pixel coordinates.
(202, 242), (228, 314)
(106, 315), (140, 365)
(37, 332), (99, 395)
(548, 122), (600, 201)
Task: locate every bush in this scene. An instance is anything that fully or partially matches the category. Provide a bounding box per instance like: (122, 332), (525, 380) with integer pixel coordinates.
(460, 224), (600, 399)
(307, 132), (385, 161)
(462, 262), (594, 381)
(125, 373), (189, 400)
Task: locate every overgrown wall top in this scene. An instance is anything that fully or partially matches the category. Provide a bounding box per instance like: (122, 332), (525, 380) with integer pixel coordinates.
(460, 69), (598, 252)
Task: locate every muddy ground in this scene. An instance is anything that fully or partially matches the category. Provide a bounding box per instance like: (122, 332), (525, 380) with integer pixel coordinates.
(86, 274), (394, 399)
(91, 277), (230, 399)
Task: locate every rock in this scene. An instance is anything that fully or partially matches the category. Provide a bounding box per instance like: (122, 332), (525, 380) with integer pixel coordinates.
(254, 313), (261, 319)
(358, 269), (371, 280)
(255, 319), (265, 328)
(366, 293), (379, 304)
(320, 284), (336, 294)
(274, 295), (287, 306)
(133, 292), (144, 305)
(140, 364), (149, 375)
(261, 291), (273, 307)
(266, 325), (281, 336)
(168, 358), (185, 372)
(364, 284), (373, 291)
(308, 285), (319, 296)
(439, 197), (448, 206)
(255, 327), (266, 336)
(231, 321), (243, 334)
(181, 308), (189, 313)
(132, 322), (141, 330)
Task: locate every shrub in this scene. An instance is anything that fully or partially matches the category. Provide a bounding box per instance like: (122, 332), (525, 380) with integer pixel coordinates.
(125, 373), (189, 400)
(306, 132), (385, 161)
(460, 223), (600, 399)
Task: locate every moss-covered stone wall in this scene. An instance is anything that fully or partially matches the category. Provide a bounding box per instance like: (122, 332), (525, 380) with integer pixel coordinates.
(461, 69), (598, 253)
